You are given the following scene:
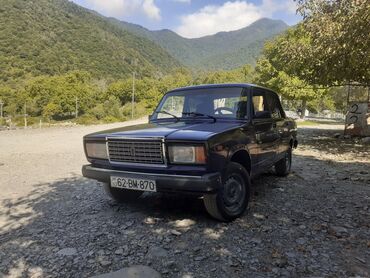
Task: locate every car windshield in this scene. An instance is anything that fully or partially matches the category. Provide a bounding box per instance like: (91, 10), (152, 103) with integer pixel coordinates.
(154, 87), (248, 120)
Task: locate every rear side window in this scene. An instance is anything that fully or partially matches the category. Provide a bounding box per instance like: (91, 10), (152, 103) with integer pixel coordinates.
(252, 88), (269, 115)
(265, 91), (285, 119)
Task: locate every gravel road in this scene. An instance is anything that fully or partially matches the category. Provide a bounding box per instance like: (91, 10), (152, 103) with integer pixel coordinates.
(0, 120), (369, 277)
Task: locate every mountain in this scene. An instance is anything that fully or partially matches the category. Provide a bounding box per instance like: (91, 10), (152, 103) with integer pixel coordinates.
(0, 0), (181, 86)
(117, 18), (289, 70)
(0, 0), (289, 87)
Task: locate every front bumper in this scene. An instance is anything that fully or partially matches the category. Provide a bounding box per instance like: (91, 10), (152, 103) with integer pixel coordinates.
(82, 165), (222, 194)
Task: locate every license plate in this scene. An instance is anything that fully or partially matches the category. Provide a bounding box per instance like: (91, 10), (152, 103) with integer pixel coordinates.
(110, 176), (157, 192)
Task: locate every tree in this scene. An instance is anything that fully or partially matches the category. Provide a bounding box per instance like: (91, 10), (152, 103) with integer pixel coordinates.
(42, 102), (60, 120)
(254, 58), (329, 117)
(194, 65), (254, 85)
(22, 71), (98, 119)
(106, 80), (133, 105)
(266, 0), (369, 86)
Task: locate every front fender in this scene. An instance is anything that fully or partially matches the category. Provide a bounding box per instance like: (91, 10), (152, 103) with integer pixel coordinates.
(207, 127), (252, 174)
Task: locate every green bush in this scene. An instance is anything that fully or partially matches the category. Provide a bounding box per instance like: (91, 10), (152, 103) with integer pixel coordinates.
(90, 104), (105, 120)
(102, 116), (119, 123)
(75, 114), (98, 125)
(13, 116), (26, 127)
(89, 97), (123, 121)
(104, 97), (123, 120)
(122, 101), (150, 120)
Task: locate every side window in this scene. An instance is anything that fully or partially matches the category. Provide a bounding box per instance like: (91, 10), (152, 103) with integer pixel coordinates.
(252, 89), (270, 117)
(253, 95), (265, 112)
(266, 91), (284, 119)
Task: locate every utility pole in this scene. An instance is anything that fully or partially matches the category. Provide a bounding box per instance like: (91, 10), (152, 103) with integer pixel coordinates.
(75, 96), (78, 118)
(24, 102), (28, 128)
(132, 71), (135, 119)
(132, 58), (138, 120)
(0, 100), (3, 119)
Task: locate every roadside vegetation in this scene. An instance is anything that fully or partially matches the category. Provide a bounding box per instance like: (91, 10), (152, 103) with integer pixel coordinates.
(0, 0), (368, 127)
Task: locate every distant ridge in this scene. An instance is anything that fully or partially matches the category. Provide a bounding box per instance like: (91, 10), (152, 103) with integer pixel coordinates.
(116, 18), (289, 70)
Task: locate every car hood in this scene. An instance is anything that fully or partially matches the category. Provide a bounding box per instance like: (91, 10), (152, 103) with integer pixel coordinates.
(85, 120), (246, 141)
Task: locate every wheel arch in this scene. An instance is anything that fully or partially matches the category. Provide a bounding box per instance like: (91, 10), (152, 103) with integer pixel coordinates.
(229, 149), (252, 175)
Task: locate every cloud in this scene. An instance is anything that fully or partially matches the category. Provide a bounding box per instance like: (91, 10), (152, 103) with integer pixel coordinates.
(261, 0), (298, 14)
(82, 0), (161, 20)
(172, 0), (191, 3)
(175, 0), (297, 38)
(143, 0), (161, 20)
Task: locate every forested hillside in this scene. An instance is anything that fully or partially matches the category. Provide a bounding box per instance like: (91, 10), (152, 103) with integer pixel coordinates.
(0, 0), (181, 87)
(0, 0), (289, 88)
(118, 18), (288, 70)
(6, 0), (350, 128)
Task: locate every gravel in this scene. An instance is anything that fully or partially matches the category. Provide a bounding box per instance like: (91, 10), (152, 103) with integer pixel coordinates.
(0, 121), (369, 277)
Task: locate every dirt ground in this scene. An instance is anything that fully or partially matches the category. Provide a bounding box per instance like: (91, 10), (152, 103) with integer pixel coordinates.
(0, 120), (369, 277)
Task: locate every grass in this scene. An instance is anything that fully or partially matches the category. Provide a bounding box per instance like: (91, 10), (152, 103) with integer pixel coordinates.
(297, 119), (345, 127)
(297, 120), (318, 126)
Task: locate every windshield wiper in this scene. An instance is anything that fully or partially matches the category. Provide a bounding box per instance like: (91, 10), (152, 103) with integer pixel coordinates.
(154, 110), (180, 121)
(182, 112), (217, 122)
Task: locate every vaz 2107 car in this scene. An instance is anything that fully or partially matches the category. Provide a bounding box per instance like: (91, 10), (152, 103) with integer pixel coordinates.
(82, 84), (298, 221)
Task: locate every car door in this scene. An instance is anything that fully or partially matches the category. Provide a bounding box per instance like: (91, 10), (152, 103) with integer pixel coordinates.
(251, 88), (280, 167)
(265, 90), (290, 160)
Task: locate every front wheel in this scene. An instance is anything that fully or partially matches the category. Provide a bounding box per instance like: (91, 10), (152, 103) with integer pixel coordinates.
(275, 148), (292, 177)
(203, 162), (250, 222)
(103, 183), (143, 203)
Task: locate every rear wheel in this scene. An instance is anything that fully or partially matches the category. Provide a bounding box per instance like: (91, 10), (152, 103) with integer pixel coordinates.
(203, 162), (250, 222)
(275, 148), (292, 177)
(103, 183), (143, 203)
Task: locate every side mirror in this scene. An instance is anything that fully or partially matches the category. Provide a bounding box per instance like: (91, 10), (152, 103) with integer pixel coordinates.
(148, 114), (153, 122)
(254, 111), (271, 119)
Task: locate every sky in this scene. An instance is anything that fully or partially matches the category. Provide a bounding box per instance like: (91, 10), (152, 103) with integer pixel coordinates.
(70, 0), (302, 38)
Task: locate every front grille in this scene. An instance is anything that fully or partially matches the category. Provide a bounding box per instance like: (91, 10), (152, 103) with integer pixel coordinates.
(107, 138), (165, 165)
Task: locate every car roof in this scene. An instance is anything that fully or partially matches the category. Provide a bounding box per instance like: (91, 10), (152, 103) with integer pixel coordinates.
(167, 83), (274, 94)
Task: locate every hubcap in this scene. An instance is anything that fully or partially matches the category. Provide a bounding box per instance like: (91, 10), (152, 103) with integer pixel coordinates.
(222, 174), (246, 214)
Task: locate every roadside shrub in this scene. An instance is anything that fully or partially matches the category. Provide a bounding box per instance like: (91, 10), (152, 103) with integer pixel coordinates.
(13, 116), (25, 127)
(122, 101), (150, 120)
(102, 116), (119, 123)
(103, 97), (123, 120)
(75, 114), (98, 125)
(90, 97), (123, 121)
(89, 104), (105, 120)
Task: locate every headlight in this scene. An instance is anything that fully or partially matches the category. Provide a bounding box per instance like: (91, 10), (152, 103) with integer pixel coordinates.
(168, 145), (206, 164)
(85, 142), (108, 159)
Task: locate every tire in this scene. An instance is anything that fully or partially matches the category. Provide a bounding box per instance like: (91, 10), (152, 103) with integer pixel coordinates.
(275, 148), (292, 177)
(103, 183), (143, 203)
(203, 162), (250, 222)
